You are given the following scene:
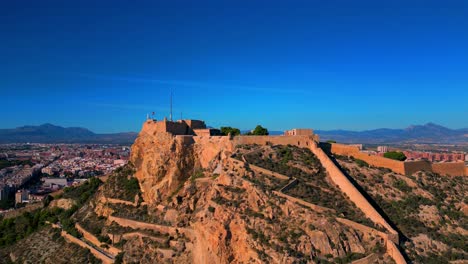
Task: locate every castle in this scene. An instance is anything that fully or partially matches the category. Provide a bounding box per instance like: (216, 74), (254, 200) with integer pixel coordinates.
(143, 118), (221, 137)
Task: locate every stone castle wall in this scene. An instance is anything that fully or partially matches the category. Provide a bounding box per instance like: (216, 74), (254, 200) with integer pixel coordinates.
(328, 143), (466, 177)
(403, 160), (433, 175)
(308, 142), (399, 242)
(229, 138), (405, 263)
(329, 143), (406, 175)
(233, 135), (313, 148)
(231, 136), (399, 242)
(431, 162), (466, 177)
(75, 223), (121, 256)
(60, 230), (113, 264)
(386, 241), (407, 264)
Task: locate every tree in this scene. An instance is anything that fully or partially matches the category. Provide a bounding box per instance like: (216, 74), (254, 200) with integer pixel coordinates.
(220, 126), (241, 136)
(326, 140), (337, 143)
(384, 151), (407, 161)
(250, 125), (269, 136)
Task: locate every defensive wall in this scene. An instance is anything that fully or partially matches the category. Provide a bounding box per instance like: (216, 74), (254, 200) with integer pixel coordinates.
(350, 253), (378, 264)
(75, 223), (121, 256)
(109, 231), (167, 244)
(230, 136), (399, 242)
(308, 142), (400, 242)
(101, 196), (137, 207)
(403, 160), (433, 175)
(246, 162), (290, 180)
(431, 162), (466, 177)
(233, 135), (318, 147)
(230, 146), (405, 263)
(273, 190), (333, 214)
(326, 143), (466, 176)
(60, 230), (114, 264)
(108, 215), (194, 240)
(325, 143), (406, 175)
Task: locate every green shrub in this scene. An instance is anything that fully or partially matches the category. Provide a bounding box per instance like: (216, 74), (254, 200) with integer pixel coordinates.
(355, 159), (369, 167)
(384, 151), (407, 161)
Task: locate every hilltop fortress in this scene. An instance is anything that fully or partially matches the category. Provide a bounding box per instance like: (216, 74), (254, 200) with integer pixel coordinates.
(131, 118), (407, 263)
(127, 118), (464, 264)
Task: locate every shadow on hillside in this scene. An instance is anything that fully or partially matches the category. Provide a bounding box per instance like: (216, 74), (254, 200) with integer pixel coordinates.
(319, 142), (413, 263)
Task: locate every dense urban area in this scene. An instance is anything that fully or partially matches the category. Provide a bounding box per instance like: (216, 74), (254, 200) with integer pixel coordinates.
(0, 144), (129, 212)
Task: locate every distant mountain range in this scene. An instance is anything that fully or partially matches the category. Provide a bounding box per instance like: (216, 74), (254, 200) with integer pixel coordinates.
(0, 123), (466, 145)
(316, 123), (468, 144)
(0, 124), (137, 144)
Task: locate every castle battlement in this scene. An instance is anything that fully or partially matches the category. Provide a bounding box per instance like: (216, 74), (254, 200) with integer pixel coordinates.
(143, 118), (220, 136)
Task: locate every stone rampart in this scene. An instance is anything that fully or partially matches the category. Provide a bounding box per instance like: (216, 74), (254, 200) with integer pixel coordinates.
(231, 137), (400, 241)
(351, 253), (378, 264)
(386, 240), (407, 264)
(108, 215), (194, 240)
(273, 191), (334, 213)
(431, 162), (466, 176)
(328, 143), (466, 177)
(61, 231), (114, 264)
(335, 218), (389, 242)
(76, 223), (121, 256)
(308, 142), (399, 242)
(329, 143), (406, 175)
(403, 160), (432, 175)
(233, 135), (313, 148)
(108, 231), (167, 244)
(108, 215), (178, 236)
(247, 163), (290, 180)
(0, 203), (42, 219)
(103, 196), (137, 207)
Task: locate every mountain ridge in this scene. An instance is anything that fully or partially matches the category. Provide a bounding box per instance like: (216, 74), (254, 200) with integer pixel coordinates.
(316, 123), (468, 144)
(0, 123), (137, 144)
(0, 122), (466, 144)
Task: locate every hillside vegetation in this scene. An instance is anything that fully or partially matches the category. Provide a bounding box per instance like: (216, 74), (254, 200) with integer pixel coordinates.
(334, 154), (467, 263)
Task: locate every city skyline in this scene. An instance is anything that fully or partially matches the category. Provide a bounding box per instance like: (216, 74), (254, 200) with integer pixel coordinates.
(2, 1), (468, 133)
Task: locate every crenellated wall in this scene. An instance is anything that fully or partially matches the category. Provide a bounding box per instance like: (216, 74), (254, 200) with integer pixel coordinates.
(233, 135), (315, 147)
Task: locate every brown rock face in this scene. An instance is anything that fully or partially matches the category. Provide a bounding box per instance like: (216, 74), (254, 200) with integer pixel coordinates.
(130, 122), (233, 204)
(130, 131), (196, 204)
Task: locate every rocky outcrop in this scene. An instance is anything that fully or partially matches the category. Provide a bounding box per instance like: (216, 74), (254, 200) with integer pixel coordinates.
(131, 131), (197, 203)
(130, 123), (234, 204)
(50, 198), (76, 210)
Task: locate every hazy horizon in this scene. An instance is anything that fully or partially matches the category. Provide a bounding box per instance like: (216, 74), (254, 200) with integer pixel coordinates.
(1, 121), (467, 135)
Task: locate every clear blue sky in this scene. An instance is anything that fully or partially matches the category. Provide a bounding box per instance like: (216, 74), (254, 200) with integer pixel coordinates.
(1, 0), (467, 133)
